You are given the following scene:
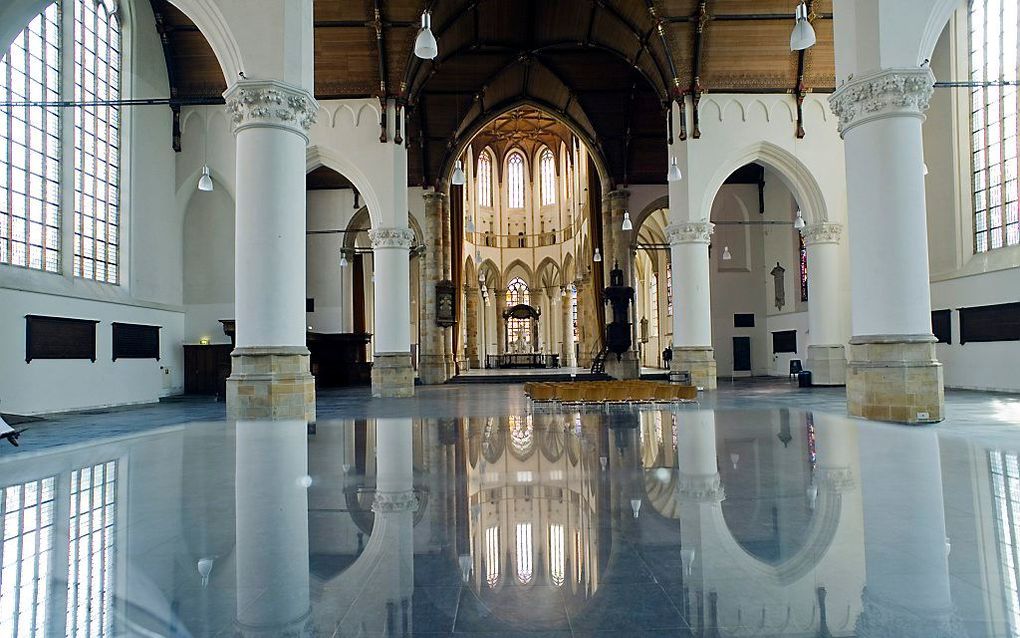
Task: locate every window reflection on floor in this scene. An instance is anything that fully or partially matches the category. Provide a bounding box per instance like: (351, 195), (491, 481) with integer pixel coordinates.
(66, 461), (116, 638)
(0, 477), (56, 638)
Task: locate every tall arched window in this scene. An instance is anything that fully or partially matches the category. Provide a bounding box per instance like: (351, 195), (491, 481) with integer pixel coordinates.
(970, 0), (1020, 252)
(506, 276), (531, 350)
(485, 526), (500, 588)
(0, 0), (122, 282)
(515, 522), (534, 584)
(649, 273), (659, 335)
(540, 148), (556, 205)
(506, 276), (530, 306)
(477, 151), (493, 207)
(507, 151), (525, 208)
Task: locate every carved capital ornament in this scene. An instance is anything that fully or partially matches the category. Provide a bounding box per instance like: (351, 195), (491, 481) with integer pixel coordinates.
(372, 490), (419, 514)
(800, 222), (843, 245)
(828, 68), (935, 136)
(224, 79), (319, 138)
(666, 221), (714, 245)
(369, 227), (416, 249)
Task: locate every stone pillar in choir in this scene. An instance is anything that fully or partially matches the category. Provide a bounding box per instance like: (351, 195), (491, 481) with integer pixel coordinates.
(234, 420), (311, 637)
(464, 284), (480, 368)
(561, 286), (574, 367)
(802, 223), (847, 386)
(224, 80), (318, 421)
(829, 69), (943, 423)
(605, 189), (639, 379)
(494, 289), (506, 355)
(546, 286), (560, 358)
(370, 228), (416, 397)
(441, 196), (455, 378)
(667, 222), (717, 390)
(419, 192), (447, 384)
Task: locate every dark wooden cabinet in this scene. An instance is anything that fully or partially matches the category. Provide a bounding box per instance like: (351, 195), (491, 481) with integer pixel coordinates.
(183, 344), (232, 398)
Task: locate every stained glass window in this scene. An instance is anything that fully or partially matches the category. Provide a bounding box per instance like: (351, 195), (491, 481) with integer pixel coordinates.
(73, 0), (121, 283)
(1, 4), (61, 272)
(508, 152), (524, 208)
(0, 476), (56, 637)
(477, 151), (492, 207)
(540, 148), (555, 206)
(649, 273), (659, 335)
(67, 460), (117, 637)
(666, 266), (673, 317)
(506, 277), (531, 349)
(970, 0), (1020, 252)
(799, 233), (809, 302)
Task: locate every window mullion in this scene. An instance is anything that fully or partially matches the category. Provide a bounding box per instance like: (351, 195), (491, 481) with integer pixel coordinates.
(60, 0), (76, 278)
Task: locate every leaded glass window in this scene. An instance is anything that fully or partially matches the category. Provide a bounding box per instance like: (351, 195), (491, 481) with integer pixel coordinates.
(67, 460), (117, 637)
(515, 522), (533, 584)
(970, 0), (1020, 252)
(0, 476), (56, 637)
(649, 273), (659, 335)
(506, 277), (531, 351)
(508, 152), (524, 209)
(0, 4), (61, 272)
(477, 151), (492, 207)
(540, 148), (555, 206)
(73, 0), (121, 283)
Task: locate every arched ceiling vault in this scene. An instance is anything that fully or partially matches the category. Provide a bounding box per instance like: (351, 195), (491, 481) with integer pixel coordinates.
(148, 0), (835, 183)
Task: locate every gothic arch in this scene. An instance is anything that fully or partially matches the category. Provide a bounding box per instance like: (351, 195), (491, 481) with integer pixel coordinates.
(307, 145), (383, 229)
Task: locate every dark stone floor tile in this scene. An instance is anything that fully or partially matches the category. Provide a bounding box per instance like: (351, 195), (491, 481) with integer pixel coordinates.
(454, 586), (570, 633)
(566, 583), (686, 633)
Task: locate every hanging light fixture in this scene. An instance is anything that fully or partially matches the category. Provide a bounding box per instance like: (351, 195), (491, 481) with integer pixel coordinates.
(722, 246), (732, 261)
(198, 164), (214, 192)
(923, 163), (930, 176)
(806, 481), (819, 510)
(593, 247), (602, 263)
(630, 499), (642, 519)
(466, 214), (475, 233)
(414, 10), (438, 60)
(339, 252), (348, 268)
(793, 209), (806, 230)
(452, 159), (466, 186)
(621, 211), (633, 231)
(790, 2), (816, 51)
(667, 156), (683, 182)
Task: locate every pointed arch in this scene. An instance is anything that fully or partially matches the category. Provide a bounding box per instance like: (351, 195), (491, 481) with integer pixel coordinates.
(502, 258), (535, 289)
(539, 146), (557, 206)
(506, 149), (527, 209)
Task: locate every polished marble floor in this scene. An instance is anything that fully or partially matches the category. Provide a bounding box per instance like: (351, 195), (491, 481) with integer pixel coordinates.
(1, 382), (1020, 636)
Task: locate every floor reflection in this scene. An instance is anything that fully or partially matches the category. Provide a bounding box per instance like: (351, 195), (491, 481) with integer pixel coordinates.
(0, 407), (1012, 635)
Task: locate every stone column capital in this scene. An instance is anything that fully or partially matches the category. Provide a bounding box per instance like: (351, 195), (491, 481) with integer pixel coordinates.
(369, 227), (415, 249)
(666, 221), (714, 245)
(818, 467), (855, 492)
(372, 490), (419, 514)
(828, 68), (935, 137)
(675, 473), (725, 503)
(224, 79), (318, 138)
(801, 222), (843, 245)
(423, 191), (448, 204)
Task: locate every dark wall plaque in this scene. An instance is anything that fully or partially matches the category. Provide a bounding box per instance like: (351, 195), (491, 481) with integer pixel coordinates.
(932, 309), (952, 344)
(772, 330), (798, 354)
(734, 313), (755, 328)
(436, 280), (456, 327)
(26, 315), (98, 363)
(960, 302), (1020, 344)
(112, 323), (161, 360)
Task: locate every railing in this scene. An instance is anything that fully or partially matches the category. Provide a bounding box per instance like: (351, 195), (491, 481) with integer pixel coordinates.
(465, 226), (575, 248)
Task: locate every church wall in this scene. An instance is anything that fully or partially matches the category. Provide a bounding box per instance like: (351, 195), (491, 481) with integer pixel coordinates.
(0, 0), (186, 414)
(923, 13), (1020, 392)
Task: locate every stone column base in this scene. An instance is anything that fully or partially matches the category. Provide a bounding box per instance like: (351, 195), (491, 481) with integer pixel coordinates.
(372, 353), (415, 398)
(226, 347), (316, 422)
(847, 335), (944, 424)
(806, 344), (847, 386)
(605, 351), (640, 380)
(672, 347), (717, 390)
(418, 354), (447, 385)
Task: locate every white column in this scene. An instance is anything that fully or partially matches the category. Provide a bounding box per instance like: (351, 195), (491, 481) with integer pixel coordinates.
(224, 80), (318, 421)
(667, 222), (717, 390)
(235, 419), (311, 637)
(370, 228), (415, 397)
(829, 69), (943, 422)
(802, 223), (847, 385)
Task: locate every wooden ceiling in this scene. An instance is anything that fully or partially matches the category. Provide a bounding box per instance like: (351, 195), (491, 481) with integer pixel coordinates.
(150, 0), (835, 187)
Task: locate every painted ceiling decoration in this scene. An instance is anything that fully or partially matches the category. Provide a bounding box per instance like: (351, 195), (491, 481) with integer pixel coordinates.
(149, 0), (834, 186)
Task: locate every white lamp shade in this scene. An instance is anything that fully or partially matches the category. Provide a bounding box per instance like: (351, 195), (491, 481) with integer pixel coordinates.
(621, 212), (633, 231)
(452, 159), (466, 186)
(198, 165), (214, 192)
(593, 248), (602, 263)
(794, 211), (806, 230)
(667, 157), (683, 182)
(722, 246), (732, 261)
(339, 254), (348, 268)
(790, 4), (816, 51)
(414, 12), (438, 59)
